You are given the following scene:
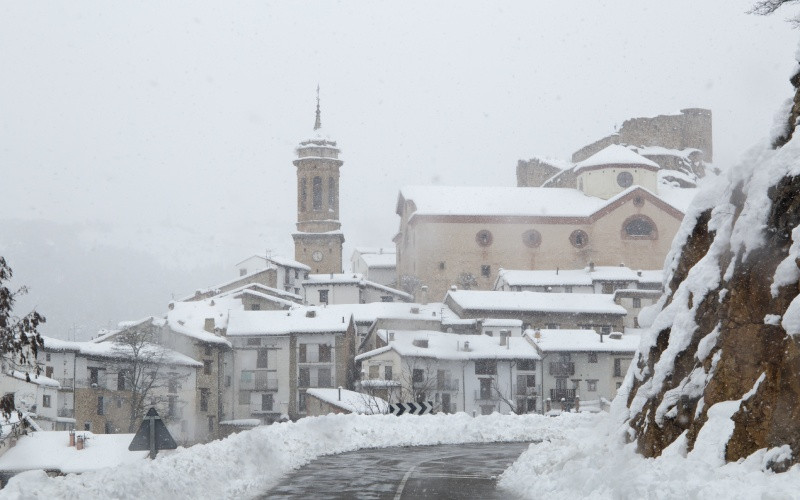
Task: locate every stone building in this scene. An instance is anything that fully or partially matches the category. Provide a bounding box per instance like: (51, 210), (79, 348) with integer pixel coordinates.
(292, 93), (345, 274)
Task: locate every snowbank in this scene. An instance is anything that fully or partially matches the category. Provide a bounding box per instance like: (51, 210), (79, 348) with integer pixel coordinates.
(499, 412), (800, 499)
(0, 412), (583, 499)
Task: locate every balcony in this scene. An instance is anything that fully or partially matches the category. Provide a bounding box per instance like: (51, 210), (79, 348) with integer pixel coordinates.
(436, 379), (459, 391)
(474, 390), (499, 402)
(515, 385), (536, 397)
(56, 378), (74, 390)
(549, 362), (575, 377)
(550, 389), (576, 402)
(240, 370), (279, 391)
(57, 408), (74, 418)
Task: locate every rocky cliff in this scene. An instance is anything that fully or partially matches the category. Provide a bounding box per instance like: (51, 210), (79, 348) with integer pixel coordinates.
(621, 63), (800, 470)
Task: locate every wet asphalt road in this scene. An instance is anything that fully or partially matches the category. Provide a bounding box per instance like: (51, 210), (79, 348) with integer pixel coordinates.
(262, 442), (531, 499)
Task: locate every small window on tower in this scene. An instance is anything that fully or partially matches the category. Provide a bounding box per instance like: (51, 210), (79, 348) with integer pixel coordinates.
(300, 178), (307, 211)
(328, 177), (335, 209)
(313, 176), (322, 210)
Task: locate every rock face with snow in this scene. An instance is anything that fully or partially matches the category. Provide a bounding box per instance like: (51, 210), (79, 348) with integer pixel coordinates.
(623, 65), (800, 469)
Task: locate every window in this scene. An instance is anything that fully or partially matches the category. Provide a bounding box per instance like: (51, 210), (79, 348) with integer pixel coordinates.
(46, 353), (51, 362)
(117, 371), (127, 390)
(300, 178), (307, 211)
(169, 378), (178, 394)
(295, 270), (299, 279)
(318, 368), (332, 387)
(261, 393), (274, 412)
(240, 268), (247, 277)
(564, 286), (573, 293)
(546, 323), (558, 329)
(601, 326), (612, 334)
(168, 396), (177, 417)
(116, 397), (123, 409)
(239, 390), (250, 405)
(517, 359), (536, 371)
(485, 330), (493, 337)
(298, 391), (307, 412)
(319, 344), (332, 362)
(45, 366), (53, 378)
(208, 416), (214, 433)
(479, 378), (493, 400)
(257, 349), (270, 369)
(204, 345), (212, 356)
(204, 360), (213, 375)
(442, 393), (451, 413)
(319, 290), (329, 304)
(588, 380), (598, 392)
(623, 215), (657, 239)
(602, 283), (614, 294)
(588, 352), (598, 363)
(475, 360), (497, 375)
(200, 388), (209, 412)
(438, 261), (445, 270)
(614, 359), (623, 377)
(522, 229), (542, 248)
(84, 422), (92, 431)
(617, 171), (633, 187)
(481, 265), (491, 277)
(251, 303), (261, 311)
(89, 367), (99, 385)
(570, 230), (589, 248)
(369, 365), (379, 379)
(633, 297), (642, 308)
(412, 369), (424, 383)
(299, 344), (307, 363)
(97, 396), (105, 415)
(385, 365), (392, 380)
(247, 338), (261, 346)
(312, 176), (322, 210)
(380, 295), (394, 302)
(299, 368), (310, 387)
(328, 177), (335, 208)
(475, 230), (493, 247)
(42, 395), (51, 408)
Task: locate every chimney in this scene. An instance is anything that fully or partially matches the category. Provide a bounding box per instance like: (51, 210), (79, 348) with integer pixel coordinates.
(306, 310), (316, 318)
(637, 270), (642, 277)
(534, 329), (541, 339)
(600, 332), (604, 343)
(388, 331), (395, 341)
(338, 386), (342, 401)
(168, 302), (175, 311)
(204, 318), (215, 333)
(556, 267), (559, 275)
(450, 285), (457, 292)
(420, 286), (429, 305)
(463, 341), (470, 351)
(589, 262), (595, 272)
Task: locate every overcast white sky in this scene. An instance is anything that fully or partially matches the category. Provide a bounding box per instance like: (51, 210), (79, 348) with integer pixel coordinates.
(1, 1), (799, 336)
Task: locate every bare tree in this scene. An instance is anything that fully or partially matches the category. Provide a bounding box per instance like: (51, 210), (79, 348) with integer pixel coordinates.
(456, 272), (477, 290)
(107, 323), (188, 432)
(398, 274), (422, 296)
(750, 1), (800, 26)
(399, 358), (448, 412)
(0, 257), (45, 419)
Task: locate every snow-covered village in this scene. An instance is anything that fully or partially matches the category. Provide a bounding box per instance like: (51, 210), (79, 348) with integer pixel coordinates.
(4, 2), (800, 499)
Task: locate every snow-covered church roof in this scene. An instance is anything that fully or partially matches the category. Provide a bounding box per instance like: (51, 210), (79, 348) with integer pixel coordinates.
(574, 144), (660, 172)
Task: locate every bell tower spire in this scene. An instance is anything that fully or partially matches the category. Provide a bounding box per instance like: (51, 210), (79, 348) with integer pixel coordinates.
(314, 84), (322, 131)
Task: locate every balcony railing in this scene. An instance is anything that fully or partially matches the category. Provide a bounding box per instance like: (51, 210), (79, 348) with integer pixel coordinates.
(474, 390), (499, 402)
(549, 362), (575, 377)
(57, 408), (74, 418)
(240, 371), (279, 391)
(515, 385), (536, 396)
(436, 380), (459, 391)
(550, 389), (576, 402)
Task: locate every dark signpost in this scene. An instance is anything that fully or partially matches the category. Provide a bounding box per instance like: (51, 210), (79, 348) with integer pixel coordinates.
(128, 407), (177, 459)
(388, 401), (434, 416)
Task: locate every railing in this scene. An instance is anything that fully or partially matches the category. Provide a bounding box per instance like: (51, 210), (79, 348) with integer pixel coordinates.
(436, 380), (459, 391)
(56, 378), (74, 390)
(515, 385), (536, 396)
(57, 408), (75, 418)
(240, 370), (279, 391)
(474, 390), (499, 402)
(550, 389), (576, 402)
(549, 362), (575, 377)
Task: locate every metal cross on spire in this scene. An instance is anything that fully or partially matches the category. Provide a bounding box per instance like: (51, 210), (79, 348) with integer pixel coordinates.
(314, 84), (322, 130)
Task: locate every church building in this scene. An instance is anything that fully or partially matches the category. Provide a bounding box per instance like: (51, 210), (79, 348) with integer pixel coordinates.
(292, 93), (345, 274)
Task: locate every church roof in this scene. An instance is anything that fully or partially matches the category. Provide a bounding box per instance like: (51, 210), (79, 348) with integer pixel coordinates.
(574, 144), (659, 172)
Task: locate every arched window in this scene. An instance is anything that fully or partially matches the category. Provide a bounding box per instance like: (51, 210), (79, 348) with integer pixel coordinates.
(312, 176), (322, 210)
(328, 177), (336, 209)
(300, 178), (307, 212)
(622, 215), (658, 240)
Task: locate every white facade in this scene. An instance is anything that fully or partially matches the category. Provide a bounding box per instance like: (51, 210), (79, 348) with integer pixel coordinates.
(1, 371), (61, 431)
(229, 335), (291, 423)
(303, 273), (411, 306)
(351, 248), (397, 286)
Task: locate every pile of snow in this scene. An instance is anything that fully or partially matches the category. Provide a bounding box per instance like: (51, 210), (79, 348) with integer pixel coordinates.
(1, 413), (584, 499)
(499, 409), (800, 498)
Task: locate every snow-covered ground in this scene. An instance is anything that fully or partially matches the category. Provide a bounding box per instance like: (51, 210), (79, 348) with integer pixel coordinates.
(0, 412), (587, 499)
(500, 405), (800, 499)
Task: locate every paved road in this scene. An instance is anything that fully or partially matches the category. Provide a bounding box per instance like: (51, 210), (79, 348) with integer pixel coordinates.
(262, 442), (530, 499)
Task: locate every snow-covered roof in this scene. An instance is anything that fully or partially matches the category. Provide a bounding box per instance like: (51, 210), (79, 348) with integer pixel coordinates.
(574, 144), (660, 172)
(353, 247), (396, 255)
(632, 146), (701, 158)
(445, 290), (627, 315)
(266, 255), (311, 272)
(306, 388), (388, 414)
(398, 186), (607, 218)
(481, 319), (524, 327)
(359, 330), (540, 362)
(217, 282), (302, 302)
(167, 298), (239, 346)
(308, 302), (446, 325)
(235, 289), (297, 308)
(227, 307), (351, 336)
(41, 336), (202, 367)
(8, 370), (60, 388)
(219, 419), (261, 427)
(527, 156), (574, 171)
(304, 274), (412, 301)
(359, 253), (396, 269)
(0, 431), (148, 473)
(497, 266), (663, 288)
(525, 329), (640, 353)
(657, 181), (699, 213)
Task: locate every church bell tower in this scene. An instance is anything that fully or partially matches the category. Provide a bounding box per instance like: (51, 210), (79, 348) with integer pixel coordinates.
(292, 88), (345, 274)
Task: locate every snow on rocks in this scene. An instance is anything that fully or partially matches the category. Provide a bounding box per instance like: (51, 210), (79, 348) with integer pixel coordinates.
(0, 412), (581, 500)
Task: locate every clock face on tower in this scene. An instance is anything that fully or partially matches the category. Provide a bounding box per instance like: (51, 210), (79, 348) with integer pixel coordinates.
(312, 251), (324, 262)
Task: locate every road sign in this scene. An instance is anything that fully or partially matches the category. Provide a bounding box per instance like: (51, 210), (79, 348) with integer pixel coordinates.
(129, 407), (177, 458)
(388, 401), (434, 416)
